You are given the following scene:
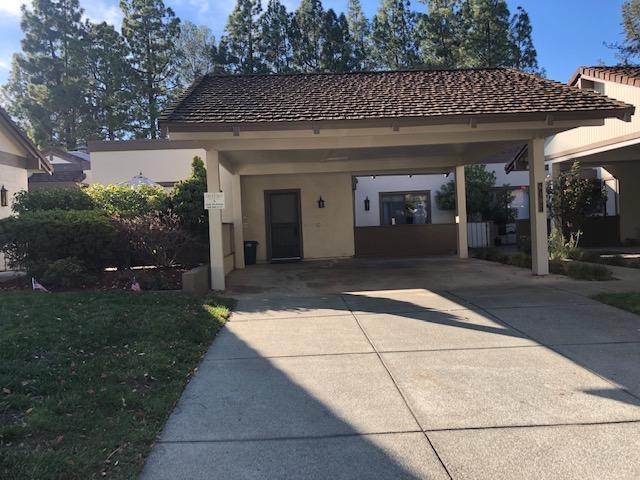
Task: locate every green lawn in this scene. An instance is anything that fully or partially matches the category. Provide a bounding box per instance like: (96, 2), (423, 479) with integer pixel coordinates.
(0, 291), (232, 480)
(592, 292), (640, 316)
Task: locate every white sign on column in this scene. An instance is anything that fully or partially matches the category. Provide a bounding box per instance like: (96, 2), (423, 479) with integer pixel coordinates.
(204, 192), (225, 210)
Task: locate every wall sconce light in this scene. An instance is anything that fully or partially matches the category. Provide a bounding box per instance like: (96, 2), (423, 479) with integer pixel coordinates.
(0, 185), (7, 207)
(364, 197), (370, 211)
(318, 196), (325, 208)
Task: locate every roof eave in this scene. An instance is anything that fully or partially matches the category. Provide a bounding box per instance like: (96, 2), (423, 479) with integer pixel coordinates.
(160, 108), (635, 134)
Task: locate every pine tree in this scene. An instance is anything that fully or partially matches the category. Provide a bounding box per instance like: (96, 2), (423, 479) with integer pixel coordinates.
(291, 0), (325, 72)
(224, 0), (263, 74)
(120, 0), (180, 139)
(321, 10), (355, 72)
(611, 0), (640, 63)
(84, 22), (133, 141)
(461, 0), (513, 68)
(372, 0), (420, 70)
(417, 0), (465, 68)
(257, 0), (294, 73)
(510, 7), (540, 74)
(4, 0), (88, 149)
(347, 0), (373, 71)
(175, 21), (217, 88)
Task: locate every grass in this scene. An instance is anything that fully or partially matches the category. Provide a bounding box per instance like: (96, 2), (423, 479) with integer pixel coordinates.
(0, 291), (232, 480)
(592, 292), (640, 316)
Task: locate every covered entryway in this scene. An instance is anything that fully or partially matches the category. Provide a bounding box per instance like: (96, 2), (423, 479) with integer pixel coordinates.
(158, 68), (633, 290)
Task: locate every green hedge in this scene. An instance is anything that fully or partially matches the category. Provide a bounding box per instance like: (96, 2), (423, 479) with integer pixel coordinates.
(11, 188), (95, 214)
(0, 210), (123, 275)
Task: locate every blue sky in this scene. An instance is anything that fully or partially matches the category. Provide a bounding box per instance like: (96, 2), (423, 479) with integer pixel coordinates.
(0, 0), (627, 85)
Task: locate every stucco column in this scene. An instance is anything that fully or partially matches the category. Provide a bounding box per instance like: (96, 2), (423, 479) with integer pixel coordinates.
(231, 173), (245, 269)
(206, 149), (226, 290)
(455, 165), (468, 259)
(528, 137), (549, 275)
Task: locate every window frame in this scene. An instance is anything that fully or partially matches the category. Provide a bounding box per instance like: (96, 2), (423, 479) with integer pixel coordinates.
(378, 190), (432, 226)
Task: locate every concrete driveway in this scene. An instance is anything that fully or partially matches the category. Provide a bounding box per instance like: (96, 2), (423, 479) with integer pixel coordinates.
(142, 258), (640, 479)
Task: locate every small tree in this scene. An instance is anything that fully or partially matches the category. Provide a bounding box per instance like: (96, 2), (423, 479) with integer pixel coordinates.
(547, 161), (594, 238)
(171, 156), (208, 238)
(436, 165), (515, 223)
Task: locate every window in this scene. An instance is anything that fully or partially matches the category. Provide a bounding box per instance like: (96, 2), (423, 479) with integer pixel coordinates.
(380, 191), (431, 225)
(0, 186), (7, 207)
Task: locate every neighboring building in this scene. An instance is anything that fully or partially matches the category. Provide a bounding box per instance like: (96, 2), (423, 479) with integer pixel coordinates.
(29, 148), (90, 190)
(0, 106), (52, 270)
(546, 66), (640, 244)
(151, 68), (630, 289)
(87, 139), (207, 191)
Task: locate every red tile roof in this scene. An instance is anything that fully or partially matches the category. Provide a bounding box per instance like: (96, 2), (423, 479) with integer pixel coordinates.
(160, 68), (634, 131)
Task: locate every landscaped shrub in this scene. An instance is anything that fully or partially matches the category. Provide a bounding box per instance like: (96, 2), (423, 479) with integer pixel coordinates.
(114, 211), (193, 268)
(86, 184), (169, 216)
(171, 156), (208, 238)
(0, 210), (120, 274)
(565, 262), (613, 281)
(41, 257), (97, 289)
(506, 252), (532, 269)
(11, 188), (95, 214)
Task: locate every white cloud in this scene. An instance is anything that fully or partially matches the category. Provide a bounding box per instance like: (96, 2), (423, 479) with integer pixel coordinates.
(84, 1), (122, 27)
(0, 0), (27, 17)
(0, 59), (10, 70)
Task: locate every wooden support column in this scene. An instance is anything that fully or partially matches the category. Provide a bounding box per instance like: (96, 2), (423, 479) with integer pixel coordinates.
(528, 137), (549, 275)
(455, 165), (468, 259)
(206, 149), (226, 290)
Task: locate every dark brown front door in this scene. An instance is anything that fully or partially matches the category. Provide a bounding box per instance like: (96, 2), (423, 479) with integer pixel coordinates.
(266, 190), (302, 262)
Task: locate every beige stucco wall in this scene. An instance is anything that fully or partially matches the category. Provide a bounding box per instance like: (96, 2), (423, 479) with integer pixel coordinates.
(88, 148), (206, 186)
(616, 162), (640, 241)
(241, 172), (355, 262)
(0, 127), (26, 157)
(0, 163), (27, 219)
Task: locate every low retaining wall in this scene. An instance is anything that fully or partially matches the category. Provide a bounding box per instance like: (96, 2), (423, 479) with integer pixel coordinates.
(354, 224), (458, 257)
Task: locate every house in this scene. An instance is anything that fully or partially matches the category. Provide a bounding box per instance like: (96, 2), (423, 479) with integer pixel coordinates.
(353, 163), (531, 253)
(546, 66), (640, 244)
(29, 148), (90, 190)
(0, 106), (52, 269)
(124, 68), (628, 290)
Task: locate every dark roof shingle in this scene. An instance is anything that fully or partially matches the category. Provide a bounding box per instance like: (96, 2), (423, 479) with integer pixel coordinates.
(160, 68), (633, 129)
(570, 66), (640, 88)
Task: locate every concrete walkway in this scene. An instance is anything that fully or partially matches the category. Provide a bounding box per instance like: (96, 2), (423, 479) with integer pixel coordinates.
(142, 258), (640, 479)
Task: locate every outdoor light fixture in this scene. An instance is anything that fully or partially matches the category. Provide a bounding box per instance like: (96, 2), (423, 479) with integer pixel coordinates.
(364, 197), (370, 211)
(318, 196), (325, 208)
(371, 175), (376, 179)
(0, 185), (7, 207)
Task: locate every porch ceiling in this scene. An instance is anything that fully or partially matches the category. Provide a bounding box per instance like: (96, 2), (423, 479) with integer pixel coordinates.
(222, 140), (525, 175)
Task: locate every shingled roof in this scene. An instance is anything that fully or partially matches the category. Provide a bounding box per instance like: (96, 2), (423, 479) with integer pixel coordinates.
(0, 106), (51, 173)
(569, 66), (640, 88)
(159, 68), (634, 131)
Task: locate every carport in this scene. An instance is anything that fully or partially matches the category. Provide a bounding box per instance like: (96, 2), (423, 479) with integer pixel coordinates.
(158, 68), (633, 290)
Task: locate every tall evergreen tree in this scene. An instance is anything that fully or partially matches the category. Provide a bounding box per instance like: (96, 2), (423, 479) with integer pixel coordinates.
(372, 0), (420, 70)
(4, 0), (88, 149)
(257, 0), (294, 73)
(175, 21), (217, 88)
(611, 0), (640, 63)
(321, 10), (355, 72)
(120, 0), (180, 139)
(291, 0), (325, 72)
(417, 0), (465, 68)
(509, 7), (540, 73)
(224, 0), (263, 74)
(461, 0), (513, 68)
(347, 0), (373, 70)
(84, 21), (133, 141)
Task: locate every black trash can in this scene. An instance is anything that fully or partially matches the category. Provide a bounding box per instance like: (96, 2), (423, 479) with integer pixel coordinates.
(244, 241), (259, 265)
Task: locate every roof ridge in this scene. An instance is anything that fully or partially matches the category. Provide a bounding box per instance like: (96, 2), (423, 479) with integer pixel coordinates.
(198, 66), (510, 80)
